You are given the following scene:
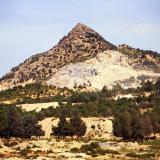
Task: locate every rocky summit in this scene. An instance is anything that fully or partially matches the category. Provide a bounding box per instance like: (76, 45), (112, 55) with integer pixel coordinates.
(0, 23), (160, 90)
(55, 23), (116, 55)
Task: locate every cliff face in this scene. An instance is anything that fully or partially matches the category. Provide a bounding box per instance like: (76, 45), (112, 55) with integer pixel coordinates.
(0, 23), (160, 90)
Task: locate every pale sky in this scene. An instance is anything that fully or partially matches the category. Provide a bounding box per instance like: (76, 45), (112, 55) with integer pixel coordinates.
(0, 0), (160, 77)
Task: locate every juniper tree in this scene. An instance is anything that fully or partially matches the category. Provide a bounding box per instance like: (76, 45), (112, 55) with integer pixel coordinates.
(0, 109), (8, 132)
(70, 115), (86, 137)
(121, 111), (132, 140)
(141, 114), (153, 138)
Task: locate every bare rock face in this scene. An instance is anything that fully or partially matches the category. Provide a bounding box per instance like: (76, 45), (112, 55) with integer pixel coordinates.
(46, 51), (160, 90)
(0, 23), (116, 88)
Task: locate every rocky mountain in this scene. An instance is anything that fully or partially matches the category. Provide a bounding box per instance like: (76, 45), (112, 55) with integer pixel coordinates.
(0, 23), (160, 90)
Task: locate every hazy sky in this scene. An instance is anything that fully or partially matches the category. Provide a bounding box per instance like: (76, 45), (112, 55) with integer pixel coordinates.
(0, 0), (160, 77)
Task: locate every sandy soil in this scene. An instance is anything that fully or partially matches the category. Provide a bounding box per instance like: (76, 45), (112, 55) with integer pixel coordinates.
(17, 102), (59, 112)
(0, 136), (150, 160)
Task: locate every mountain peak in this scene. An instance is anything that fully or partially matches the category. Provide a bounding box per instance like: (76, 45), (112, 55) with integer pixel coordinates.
(0, 23), (117, 88)
(73, 22), (87, 28)
(70, 23), (91, 32)
(56, 23), (116, 53)
(69, 23), (101, 38)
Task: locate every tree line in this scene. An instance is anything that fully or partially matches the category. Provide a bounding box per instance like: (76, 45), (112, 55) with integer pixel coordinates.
(0, 105), (44, 138)
(0, 105), (87, 138)
(113, 110), (160, 141)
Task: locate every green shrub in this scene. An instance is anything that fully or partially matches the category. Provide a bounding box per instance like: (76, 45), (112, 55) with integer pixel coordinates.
(126, 152), (155, 159)
(70, 147), (79, 153)
(79, 142), (119, 157)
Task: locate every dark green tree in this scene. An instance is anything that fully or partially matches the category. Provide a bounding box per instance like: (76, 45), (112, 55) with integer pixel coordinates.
(70, 115), (86, 137)
(52, 115), (72, 138)
(5, 106), (23, 137)
(23, 115), (44, 138)
(131, 113), (144, 141)
(113, 116), (122, 137)
(0, 109), (8, 132)
(150, 114), (160, 136)
(121, 111), (132, 140)
(141, 114), (153, 138)
(52, 114), (86, 138)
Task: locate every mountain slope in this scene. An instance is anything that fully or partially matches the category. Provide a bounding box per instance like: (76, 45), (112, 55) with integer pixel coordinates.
(0, 23), (116, 90)
(0, 23), (160, 91)
(118, 44), (160, 72)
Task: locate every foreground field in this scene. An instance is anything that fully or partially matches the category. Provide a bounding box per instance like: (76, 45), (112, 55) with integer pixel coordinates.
(0, 137), (160, 160)
(0, 116), (159, 160)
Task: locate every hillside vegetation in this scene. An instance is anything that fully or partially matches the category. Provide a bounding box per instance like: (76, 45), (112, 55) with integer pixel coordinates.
(0, 83), (73, 104)
(0, 78), (160, 159)
(0, 78), (160, 140)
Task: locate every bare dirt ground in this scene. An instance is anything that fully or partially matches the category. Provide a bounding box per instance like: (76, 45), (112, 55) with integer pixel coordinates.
(0, 136), (157, 160)
(17, 102), (59, 112)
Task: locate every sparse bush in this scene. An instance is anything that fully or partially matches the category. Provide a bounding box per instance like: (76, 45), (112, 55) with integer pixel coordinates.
(70, 147), (79, 153)
(79, 142), (119, 157)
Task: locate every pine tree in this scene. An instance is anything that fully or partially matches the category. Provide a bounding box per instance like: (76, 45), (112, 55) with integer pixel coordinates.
(150, 114), (160, 136)
(131, 113), (144, 141)
(121, 111), (132, 140)
(22, 115), (44, 138)
(113, 116), (122, 137)
(0, 109), (8, 133)
(70, 115), (86, 137)
(5, 106), (23, 136)
(142, 114), (153, 138)
(52, 115), (73, 138)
